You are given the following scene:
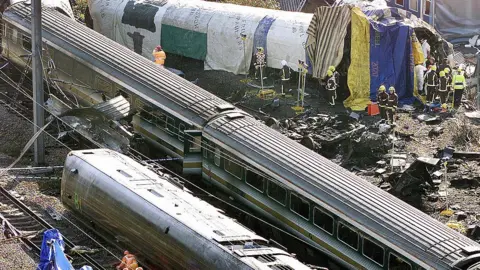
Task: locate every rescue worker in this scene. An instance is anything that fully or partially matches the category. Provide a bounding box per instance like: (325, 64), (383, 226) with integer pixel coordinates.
(452, 66), (458, 76)
(458, 64), (466, 76)
(424, 65), (438, 102)
(254, 47), (266, 80)
(387, 86), (398, 125)
(438, 71), (448, 104)
(117, 251), (139, 270)
(329, 65), (340, 91)
(426, 56), (435, 70)
(326, 70), (337, 106)
(444, 68), (452, 94)
(421, 39), (430, 63)
(152, 45), (166, 66)
(415, 64), (427, 95)
(279, 60), (291, 95)
(451, 67), (466, 109)
(376, 85), (388, 121)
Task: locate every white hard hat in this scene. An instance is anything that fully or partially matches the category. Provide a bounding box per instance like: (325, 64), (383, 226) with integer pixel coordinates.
(281, 60), (287, 66)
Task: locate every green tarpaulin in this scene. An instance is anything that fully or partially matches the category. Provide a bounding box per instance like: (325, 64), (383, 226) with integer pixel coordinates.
(161, 24), (207, 60)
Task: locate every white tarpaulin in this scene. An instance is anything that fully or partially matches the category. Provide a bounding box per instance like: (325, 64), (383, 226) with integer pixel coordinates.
(88, 0), (312, 74)
(204, 4), (272, 74)
(10, 0), (74, 19)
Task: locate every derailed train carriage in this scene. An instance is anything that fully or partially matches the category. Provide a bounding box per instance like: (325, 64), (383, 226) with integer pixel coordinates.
(3, 2), (480, 270)
(61, 149), (313, 270)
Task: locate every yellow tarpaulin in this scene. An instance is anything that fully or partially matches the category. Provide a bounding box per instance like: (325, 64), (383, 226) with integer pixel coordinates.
(343, 8), (371, 111)
(412, 32), (425, 66)
(412, 32), (426, 103)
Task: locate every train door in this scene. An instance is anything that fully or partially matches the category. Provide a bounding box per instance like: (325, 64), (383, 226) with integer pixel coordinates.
(183, 130), (202, 175)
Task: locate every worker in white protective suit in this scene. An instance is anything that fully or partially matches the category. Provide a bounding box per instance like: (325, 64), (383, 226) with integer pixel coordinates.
(415, 64), (427, 95)
(421, 39), (431, 65)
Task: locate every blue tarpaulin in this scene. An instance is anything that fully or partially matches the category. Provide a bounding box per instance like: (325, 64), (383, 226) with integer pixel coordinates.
(37, 229), (75, 270)
(252, 15), (276, 57)
(369, 21), (415, 105)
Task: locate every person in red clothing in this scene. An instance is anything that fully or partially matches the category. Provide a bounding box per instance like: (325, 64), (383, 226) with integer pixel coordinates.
(117, 250), (139, 270)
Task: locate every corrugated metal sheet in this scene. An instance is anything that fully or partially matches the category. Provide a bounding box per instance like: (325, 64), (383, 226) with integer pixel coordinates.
(204, 115), (478, 269)
(306, 6), (351, 79)
(453, 51), (466, 66)
(92, 95), (130, 120)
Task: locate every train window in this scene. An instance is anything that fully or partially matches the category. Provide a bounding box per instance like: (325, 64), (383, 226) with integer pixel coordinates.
(424, 0), (431, 15)
(246, 170), (264, 192)
(21, 34), (32, 52)
(10, 28), (17, 44)
(337, 222), (359, 250)
(313, 207), (334, 235)
(166, 117), (175, 134)
(151, 112), (166, 127)
(55, 51), (73, 75)
(388, 253), (412, 270)
(363, 238), (384, 266)
(290, 193), (310, 220)
(117, 169), (132, 178)
(214, 147), (221, 166)
(224, 152), (242, 179)
(202, 141), (209, 159)
(395, 0), (404, 6)
(178, 123), (185, 142)
(409, 0), (418, 11)
(76, 62), (93, 86)
(267, 181), (286, 206)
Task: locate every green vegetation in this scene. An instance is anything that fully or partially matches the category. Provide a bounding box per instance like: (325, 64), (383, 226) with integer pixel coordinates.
(221, 0), (280, 9)
(73, 0), (88, 21)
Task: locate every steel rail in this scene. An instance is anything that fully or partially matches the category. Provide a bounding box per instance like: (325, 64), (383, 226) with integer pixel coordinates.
(0, 186), (108, 270)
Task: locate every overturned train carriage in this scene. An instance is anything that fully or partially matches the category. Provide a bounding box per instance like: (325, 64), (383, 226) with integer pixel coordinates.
(87, 0), (312, 75)
(3, 3), (480, 270)
(61, 149), (312, 270)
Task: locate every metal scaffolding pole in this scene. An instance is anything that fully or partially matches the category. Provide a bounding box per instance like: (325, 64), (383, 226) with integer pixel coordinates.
(32, 0), (45, 165)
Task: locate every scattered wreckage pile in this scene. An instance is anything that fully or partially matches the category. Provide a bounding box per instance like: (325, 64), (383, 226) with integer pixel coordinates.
(263, 105), (480, 240)
(45, 95), (132, 153)
(264, 112), (395, 166)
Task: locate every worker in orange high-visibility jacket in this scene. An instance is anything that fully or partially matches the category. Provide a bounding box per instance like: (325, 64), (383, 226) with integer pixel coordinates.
(152, 45), (166, 66)
(117, 250), (139, 270)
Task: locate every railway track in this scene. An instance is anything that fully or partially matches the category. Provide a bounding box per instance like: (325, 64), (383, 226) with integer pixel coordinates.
(0, 187), (120, 269)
